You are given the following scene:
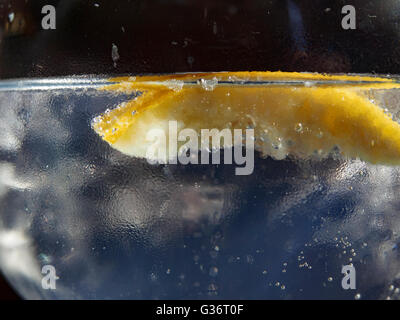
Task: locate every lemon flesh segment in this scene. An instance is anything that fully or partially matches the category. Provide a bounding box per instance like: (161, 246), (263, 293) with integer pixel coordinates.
(92, 73), (400, 165)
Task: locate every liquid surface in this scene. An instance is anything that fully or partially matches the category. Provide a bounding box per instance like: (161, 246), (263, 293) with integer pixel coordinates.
(0, 76), (400, 299)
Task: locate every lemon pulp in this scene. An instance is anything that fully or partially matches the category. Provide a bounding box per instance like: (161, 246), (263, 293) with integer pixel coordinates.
(92, 72), (400, 165)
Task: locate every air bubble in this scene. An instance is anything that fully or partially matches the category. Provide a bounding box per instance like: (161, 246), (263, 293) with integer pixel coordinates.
(271, 137), (283, 150)
(166, 79), (184, 92)
(209, 267), (219, 277)
(294, 123), (303, 133)
(199, 78), (218, 91)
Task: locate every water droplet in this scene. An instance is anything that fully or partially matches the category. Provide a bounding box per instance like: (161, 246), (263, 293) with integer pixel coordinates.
(187, 56), (195, 67)
(213, 21), (218, 34)
(111, 43), (120, 67)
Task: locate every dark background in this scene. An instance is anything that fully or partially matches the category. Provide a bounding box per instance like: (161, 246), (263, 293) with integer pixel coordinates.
(0, 272), (19, 299)
(0, 0), (400, 79)
(0, 0), (400, 300)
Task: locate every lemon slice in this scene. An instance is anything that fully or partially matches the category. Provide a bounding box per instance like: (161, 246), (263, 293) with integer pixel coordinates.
(92, 72), (400, 165)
